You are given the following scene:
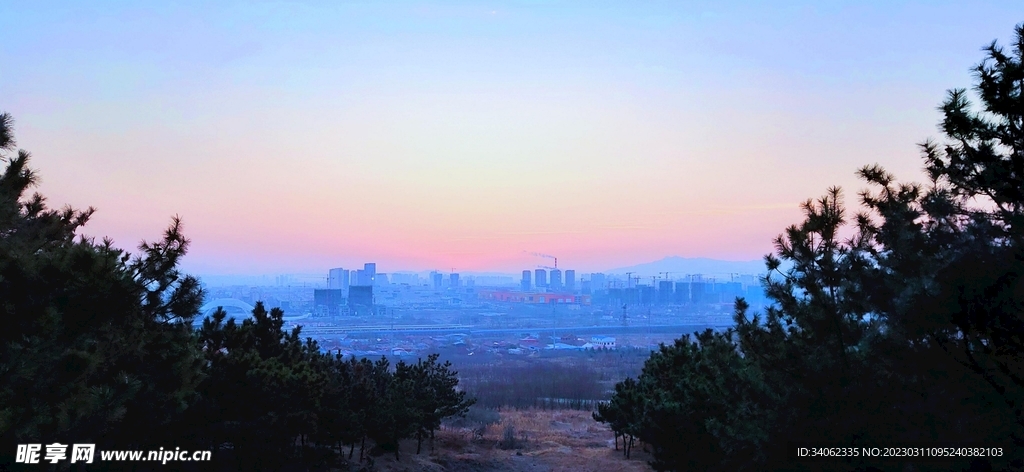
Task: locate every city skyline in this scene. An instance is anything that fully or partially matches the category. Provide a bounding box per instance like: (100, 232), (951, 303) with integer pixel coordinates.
(199, 255), (782, 290)
(3, 2), (1020, 275)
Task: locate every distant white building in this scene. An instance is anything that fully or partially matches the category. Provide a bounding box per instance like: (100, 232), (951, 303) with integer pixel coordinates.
(590, 336), (616, 349)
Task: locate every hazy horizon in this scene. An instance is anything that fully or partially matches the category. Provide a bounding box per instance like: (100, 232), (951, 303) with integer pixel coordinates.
(3, 1), (1020, 274)
(195, 255), (782, 288)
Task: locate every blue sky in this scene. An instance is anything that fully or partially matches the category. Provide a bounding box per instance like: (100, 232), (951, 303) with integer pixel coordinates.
(1, 1), (1020, 274)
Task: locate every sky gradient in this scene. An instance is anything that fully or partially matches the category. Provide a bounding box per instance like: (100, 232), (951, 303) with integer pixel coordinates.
(2, 1), (1021, 275)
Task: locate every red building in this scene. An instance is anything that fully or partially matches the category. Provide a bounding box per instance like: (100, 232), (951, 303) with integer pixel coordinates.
(477, 289), (591, 305)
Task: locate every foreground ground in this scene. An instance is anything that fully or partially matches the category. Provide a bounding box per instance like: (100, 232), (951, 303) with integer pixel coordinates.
(343, 408), (653, 472)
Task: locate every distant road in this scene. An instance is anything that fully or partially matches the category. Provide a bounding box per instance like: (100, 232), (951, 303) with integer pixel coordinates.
(299, 324), (730, 337)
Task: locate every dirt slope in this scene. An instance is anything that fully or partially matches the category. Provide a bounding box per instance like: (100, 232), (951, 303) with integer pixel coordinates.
(352, 408), (653, 472)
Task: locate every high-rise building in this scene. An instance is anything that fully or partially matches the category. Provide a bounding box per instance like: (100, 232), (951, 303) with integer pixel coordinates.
(314, 289), (345, 316)
(565, 270), (576, 291)
(521, 270), (532, 291)
(390, 273), (420, 285)
(328, 268), (349, 290)
(721, 281), (743, 301)
(364, 263), (377, 285)
(590, 273), (606, 292)
(348, 286), (373, 312)
(691, 281), (706, 304)
(549, 269), (562, 290)
(355, 269), (368, 286)
(674, 282), (689, 304)
(535, 269), (547, 288)
(658, 280), (674, 304)
(639, 285), (655, 305)
(450, 273), (460, 289)
(745, 285), (766, 303)
(624, 287), (640, 304)
(431, 271), (443, 290)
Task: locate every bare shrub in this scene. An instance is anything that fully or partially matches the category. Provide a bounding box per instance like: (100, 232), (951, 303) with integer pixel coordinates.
(500, 424), (518, 450)
(459, 360), (608, 410)
(446, 405), (501, 429)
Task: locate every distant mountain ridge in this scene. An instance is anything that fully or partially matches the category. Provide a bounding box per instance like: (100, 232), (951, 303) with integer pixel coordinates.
(605, 256), (769, 277)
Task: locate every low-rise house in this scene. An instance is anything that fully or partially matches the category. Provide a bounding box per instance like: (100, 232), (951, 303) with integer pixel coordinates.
(590, 336), (616, 349)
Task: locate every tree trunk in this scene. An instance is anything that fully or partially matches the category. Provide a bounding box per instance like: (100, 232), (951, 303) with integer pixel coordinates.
(614, 432), (619, 450)
(349, 441), (355, 460)
(416, 430), (422, 455)
(394, 435), (401, 461)
(360, 436), (366, 462)
(430, 428), (436, 453)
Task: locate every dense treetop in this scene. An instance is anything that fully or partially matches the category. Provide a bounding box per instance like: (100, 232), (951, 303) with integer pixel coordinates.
(597, 22), (1024, 472)
(0, 112), (474, 470)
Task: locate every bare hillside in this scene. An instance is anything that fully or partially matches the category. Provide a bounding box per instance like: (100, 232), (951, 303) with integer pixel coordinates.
(347, 408), (653, 472)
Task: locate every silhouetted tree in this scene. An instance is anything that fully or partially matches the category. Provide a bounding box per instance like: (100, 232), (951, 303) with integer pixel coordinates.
(0, 113), (206, 466)
(596, 23), (1024, 472)
(362, 356), (413, 460)
(410, 354), (475, 454)
(193, 303), (329, 468)
(0, 110), (480, 470)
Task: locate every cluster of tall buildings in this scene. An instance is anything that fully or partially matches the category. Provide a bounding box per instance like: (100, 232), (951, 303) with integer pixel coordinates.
(512, 268), (766, 306)
(310, 262), (767, 313)
(520, 268), (576, 292)
(315, 264), (476, 315)
(327, 263), (376, 291)
(600, 280), (745, 305)
(594, 277), (765, 306)
(316, 263), (378, 315)
(428, 271), (462, 291)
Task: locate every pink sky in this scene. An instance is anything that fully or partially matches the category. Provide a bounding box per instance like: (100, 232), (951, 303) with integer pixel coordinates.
(5, 3), (1017, 275)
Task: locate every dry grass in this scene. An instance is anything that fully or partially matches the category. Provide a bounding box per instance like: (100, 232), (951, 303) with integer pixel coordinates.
(362, 408), (653, 472)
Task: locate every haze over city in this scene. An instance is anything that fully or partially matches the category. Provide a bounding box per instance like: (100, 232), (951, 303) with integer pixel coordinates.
(3, 1), (1020, 277)
(5, 0), (1024, 469)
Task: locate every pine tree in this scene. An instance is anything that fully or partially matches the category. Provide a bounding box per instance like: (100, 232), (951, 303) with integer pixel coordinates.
(412, 354), (475, 454)
(194, 302), (330, 468)
(596, 22), (1024, 472)
(0, 113), (205, 463)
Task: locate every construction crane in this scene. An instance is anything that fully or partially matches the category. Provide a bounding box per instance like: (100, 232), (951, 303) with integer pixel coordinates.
(660, 271), (672, 282)
(625, 272), (634, 288)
